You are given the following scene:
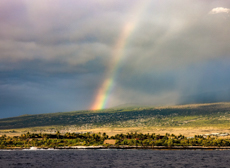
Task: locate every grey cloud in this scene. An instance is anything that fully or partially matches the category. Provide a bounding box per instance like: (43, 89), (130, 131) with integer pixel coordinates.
(1, 0), (230, 117)
(125, 5), (230, 71)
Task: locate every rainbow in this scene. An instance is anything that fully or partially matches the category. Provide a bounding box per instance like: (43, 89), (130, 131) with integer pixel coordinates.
(91, 0), (151, 110)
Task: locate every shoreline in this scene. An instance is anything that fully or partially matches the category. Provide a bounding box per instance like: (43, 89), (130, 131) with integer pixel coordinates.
(2, 146), (230, 150)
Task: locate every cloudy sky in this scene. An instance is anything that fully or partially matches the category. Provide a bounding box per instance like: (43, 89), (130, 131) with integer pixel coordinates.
(1, 0), (230, 118)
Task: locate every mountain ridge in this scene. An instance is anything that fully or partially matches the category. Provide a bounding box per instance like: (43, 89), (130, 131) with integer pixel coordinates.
(0, 102), (230, 130)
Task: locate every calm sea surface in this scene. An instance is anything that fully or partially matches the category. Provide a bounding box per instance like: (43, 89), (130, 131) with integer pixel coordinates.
(0, 149), (230, 168)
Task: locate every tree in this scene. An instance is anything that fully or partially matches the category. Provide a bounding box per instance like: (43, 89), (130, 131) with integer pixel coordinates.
(167, 139), (174, 147)
(56, 131), (60, 139)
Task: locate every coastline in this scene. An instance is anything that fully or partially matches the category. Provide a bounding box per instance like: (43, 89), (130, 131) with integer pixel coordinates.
(3, 146), (230, 150)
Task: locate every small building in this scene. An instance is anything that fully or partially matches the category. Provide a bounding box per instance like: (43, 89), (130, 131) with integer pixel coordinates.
(75, 132), (82, 134)
(103, 139), (116, 145)
(187, 137), (194, 139)
(211, 133), (220, 136)
(28, 138), (43, 141)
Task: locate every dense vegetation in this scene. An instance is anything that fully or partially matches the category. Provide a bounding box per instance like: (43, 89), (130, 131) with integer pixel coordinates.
(0, 132), (108, 148)
(112, 133), (230, 147)
(0, 102), (230, 130)
(0, 132), (230, 149)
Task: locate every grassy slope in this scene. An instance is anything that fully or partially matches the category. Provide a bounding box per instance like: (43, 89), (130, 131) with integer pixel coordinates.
(0, 102), (230, 131)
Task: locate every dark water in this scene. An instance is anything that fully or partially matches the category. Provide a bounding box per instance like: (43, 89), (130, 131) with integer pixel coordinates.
(0, 149), (230, 168)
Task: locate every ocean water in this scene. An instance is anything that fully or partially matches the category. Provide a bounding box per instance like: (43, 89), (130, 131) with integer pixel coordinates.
(0, 149), (230, 168)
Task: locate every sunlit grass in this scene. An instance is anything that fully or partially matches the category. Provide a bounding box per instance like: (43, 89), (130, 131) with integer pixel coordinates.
(0, 102), (230, 134)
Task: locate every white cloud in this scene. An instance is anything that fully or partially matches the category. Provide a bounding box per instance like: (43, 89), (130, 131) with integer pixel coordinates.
(209, 7), (230, 14)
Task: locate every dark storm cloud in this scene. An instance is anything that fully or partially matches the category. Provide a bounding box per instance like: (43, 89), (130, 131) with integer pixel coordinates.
(118, 68), (176, 95)
(1, 0), (230, 117)
(0, 58), (106, 118)
(0, 67), (102, 118)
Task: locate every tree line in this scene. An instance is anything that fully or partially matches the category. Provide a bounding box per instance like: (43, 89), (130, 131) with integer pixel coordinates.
(0, 132), (230, 148)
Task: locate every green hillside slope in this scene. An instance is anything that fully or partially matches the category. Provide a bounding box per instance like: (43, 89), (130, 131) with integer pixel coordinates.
(0, 102), (230, 130)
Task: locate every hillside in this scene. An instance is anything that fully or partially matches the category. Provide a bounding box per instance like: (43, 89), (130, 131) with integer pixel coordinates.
(0, 102), (230, 131)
